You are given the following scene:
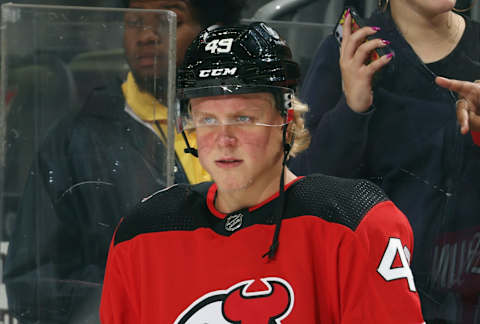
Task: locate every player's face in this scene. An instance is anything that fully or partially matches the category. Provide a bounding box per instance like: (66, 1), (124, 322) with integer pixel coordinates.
(124, 0), (202, 92)
(190, 93), (285, 193)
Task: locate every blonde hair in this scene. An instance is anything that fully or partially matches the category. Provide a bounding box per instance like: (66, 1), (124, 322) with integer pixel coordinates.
(288, 96), (311, 158)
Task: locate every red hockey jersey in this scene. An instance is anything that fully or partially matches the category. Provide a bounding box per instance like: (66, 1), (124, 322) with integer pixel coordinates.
(100, 175), (425, 323)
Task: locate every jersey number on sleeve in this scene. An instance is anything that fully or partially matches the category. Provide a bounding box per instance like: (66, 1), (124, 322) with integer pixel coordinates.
(377, 237), (417, 292)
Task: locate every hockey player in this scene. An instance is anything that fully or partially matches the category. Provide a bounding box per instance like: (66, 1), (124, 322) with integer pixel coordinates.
(100, 22), (425, 323)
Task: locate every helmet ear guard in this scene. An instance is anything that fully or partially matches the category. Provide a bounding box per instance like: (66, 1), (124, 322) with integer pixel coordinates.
(286, 108), (294, 123)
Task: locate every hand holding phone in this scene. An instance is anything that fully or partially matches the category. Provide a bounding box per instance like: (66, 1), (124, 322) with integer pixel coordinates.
(334, 7), (394, 112)
(334, 7), (393, 64)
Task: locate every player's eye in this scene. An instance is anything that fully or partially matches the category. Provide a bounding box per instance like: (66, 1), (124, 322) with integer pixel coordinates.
(198, 116), (218, 126)
(236, 116), (253, 124)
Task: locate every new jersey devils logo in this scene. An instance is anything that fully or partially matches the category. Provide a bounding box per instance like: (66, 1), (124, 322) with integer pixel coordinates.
(174, 277), (294, 324)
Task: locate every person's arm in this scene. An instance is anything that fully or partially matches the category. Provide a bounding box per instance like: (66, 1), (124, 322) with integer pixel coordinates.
(338, 200), (424, 323)
(3, 151), (77, 324)
(4, 155), (106, 324)
(3, 125), (118, 323)
(290, 12), (392, 177)
(289, 36), (373, 177)
(435, 77), (480, 145)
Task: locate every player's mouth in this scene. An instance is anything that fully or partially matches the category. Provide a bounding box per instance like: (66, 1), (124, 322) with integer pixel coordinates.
(215, 158), (242, 168)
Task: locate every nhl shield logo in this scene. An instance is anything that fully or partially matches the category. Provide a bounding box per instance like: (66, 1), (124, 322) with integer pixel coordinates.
(225, 213), (243, 232)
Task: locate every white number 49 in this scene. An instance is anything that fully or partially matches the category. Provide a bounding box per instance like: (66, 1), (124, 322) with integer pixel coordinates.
(377, 237), (417, 292)
(205, 38), (234, 54)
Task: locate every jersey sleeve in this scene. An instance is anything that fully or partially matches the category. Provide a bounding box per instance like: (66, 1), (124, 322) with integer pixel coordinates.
(338, 200), (425, 324)
(100, 236), (139, 324)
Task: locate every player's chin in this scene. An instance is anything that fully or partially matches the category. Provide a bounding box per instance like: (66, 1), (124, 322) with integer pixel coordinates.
(214, 176), (253, 193)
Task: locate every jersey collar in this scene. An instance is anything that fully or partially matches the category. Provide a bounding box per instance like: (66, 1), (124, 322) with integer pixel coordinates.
(206, 176), (304, 220)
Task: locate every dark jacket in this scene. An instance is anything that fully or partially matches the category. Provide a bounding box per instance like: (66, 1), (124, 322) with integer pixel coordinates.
(290, 10), (480, 322)
(3, 80), (188, 324)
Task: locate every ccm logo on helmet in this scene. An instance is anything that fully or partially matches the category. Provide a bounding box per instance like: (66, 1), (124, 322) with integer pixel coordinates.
(199, 67), (238, 78)
(174, 277), (294, 324)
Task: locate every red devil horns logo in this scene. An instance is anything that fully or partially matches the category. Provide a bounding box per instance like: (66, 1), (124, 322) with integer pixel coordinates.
(223, 280), (291, 324)
(174, 277), (294, 324)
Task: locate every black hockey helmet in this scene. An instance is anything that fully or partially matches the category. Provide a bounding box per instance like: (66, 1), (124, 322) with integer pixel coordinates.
(177, 22), (300, 131)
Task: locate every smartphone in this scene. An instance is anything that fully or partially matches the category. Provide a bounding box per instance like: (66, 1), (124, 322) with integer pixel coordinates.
(334, 7), (392, 64)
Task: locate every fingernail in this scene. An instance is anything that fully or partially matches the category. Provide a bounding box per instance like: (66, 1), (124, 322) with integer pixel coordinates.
(371, 26), (381, 31)
(382, 39), (391, 45)
(386, 52), (394, 59)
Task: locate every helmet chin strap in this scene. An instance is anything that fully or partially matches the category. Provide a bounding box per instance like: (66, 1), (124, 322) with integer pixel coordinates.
(263, 123), (292, 260)
(182, 131), (198, 157)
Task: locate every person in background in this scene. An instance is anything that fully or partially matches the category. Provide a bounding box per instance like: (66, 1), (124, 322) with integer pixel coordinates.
(3, 1), (245, 323)
(289, 0), (480, 322)
(100, 22), (424, 324)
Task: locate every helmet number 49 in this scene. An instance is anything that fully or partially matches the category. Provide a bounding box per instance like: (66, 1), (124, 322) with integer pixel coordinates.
(205, 38), (234, 54)
(377, 237), (417, 292)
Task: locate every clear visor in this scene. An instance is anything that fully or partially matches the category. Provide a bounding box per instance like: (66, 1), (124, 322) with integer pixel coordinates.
(176, 85), (293, 133)
(181, 111), (289, 132)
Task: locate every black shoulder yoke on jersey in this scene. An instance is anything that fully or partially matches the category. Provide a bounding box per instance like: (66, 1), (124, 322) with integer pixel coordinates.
(114, 175), (388, 245)
(114, 182), (212, 245)
(283, 174), (388, 230)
